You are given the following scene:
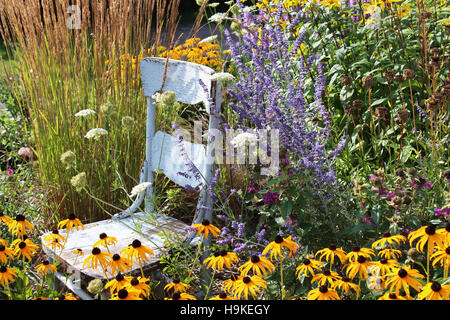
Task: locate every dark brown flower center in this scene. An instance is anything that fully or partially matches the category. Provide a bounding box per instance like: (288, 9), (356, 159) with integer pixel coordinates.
(323, 270), (331, 276)
(243, 276), (251, 284)
(130, 278), (139, 286)
(398, 268), (408, 278)
(319, 285), (328, 293)
(18, 241), (26, 249)
(115, 273), (124, 281)
(15, 214), (25, 222)
(99, 233), (107, 239)
(112, 254), (120, 261)
(383, 231), (391, 238)
(52, 230), (59, 234)
(117, 289), (128, 299)
(219, 292), (227, 299)
(220, 250), (228, 257)
(328, 244), (337, 251)
(43, 260), (50, 265)
(352, 246), (360, 252)
(445, 247), (450, 255)
(172, 292), (181, 300)
(357, 255), (366, 263)
(431, 282), (442, 292)
(445, 222), (450, 232)
(0, 245), (5, 252)
(389, 293), (397, 299)
(214, 251), (220, 257)
(303, 259), (311, 265)
(380, 258), (388, 264)
(425, 225), (436, 235)
(274, 235), (283, 244)
(251, 255), (260, 263)
(173, 278), (180, 284)
(92, 247), (101, 255)
(132, 239), (142, 248)
(68, 214), (76, 220)
(201, 219), (210, 226)
(0, 266), (7, 272)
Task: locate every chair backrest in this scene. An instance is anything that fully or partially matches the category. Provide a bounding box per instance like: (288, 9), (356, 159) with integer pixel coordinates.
(139, 57), (221, 215)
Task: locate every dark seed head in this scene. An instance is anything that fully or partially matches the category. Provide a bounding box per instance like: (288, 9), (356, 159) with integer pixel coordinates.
(52, 230), (59, 234)
(68, 214), (76, 220)
(112, 254), (120, 261)
(18, 241), (26, 249)
(319, 285), (328, 293)
(383, 231), (391, 238)
(445, 222), (450, 232)
(445, 247), (450, 255)
(15, 214), (25, 222)
(0, 245), (5, 252)
(43, 260), (50, 265)
(251, 255), (260, 263)
(357, 255), (366, 263)
(328, 244), (337, 251)
(92, 247), (101, 255)
(219, 292), (227, 299)
(352, 246), (360, 252)
(214, 251), (220, 257)
(0, 266), (6, 273)
(115, 273), (125, 281)
(117, 289), (128, 299)
(220, 250), (228, 257)
(425, 225), (436, 235)
(323, 270), (331, 276)
(132, 239), (142, 248)
(201, 219), (210, 226)
(274, 235), (283, 244)
(99, 233), (107, 239)
(389, 293), (397, 299)
(398, 268), (407, 278)
(243, 276), (251, 284)
(130, 277), (139, 286)
(380, 258), (388, 264)
(172, 292), (181, 300)
(431, 282), (442, 292)
(303, 259), (311, 265)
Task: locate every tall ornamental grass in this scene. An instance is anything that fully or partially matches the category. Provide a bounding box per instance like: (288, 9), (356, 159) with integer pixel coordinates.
(0, 0), (181, 224)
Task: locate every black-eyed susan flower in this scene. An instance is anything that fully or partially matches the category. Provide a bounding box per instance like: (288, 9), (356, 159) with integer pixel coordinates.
(0, 243), (14, 264)
(13, 239), (38, 261)
(57, 214), (84, 232)
(55, 293), (78, 300)
(437, 222), (450, 243)
(332, 277), (360, 295)
(311, 269), (340, 286)
(346, 246), (375, 262)
(371, 231), (407, 249)
(262, 235), (300, 261)
(73, 248), (83, 257)
(408, 225), (444, 254)
(378, 292), (407, 300)
(238, 255), (275, 277)
(385, 266), (425, 297)
(315, 244), (347, 266)
(105, 273), (132, 294)
(93, 233), (117, 249)
(378, 248), (402, 260)
(164, 277), (191, 293)
(110, 288), (142, 300)
(417, 281), (450, 300)
(366, 269), (386, 293)
(232, 275), (267, 300)
(165, 292), (197, 300)
(431, 242), (450, 269)
(35, 260), (57, 275)
(43, 236), (65, 251)
(345, 255), (374, 280)
(0, 265), (17, 287)
(109, 253), (132, 275)
(120, 239), (154, 263)
(295, 258), (324, 279)
(82, 247), (112, 271)
(307, 285), (340, 300)
(8, 214), (34, 237)
(0, 212), (12, 226)
(191, 219), (221, 239)
(219, 273), (242, 295)
(43, 230), (66, 246)
(209, 291), (236, 300)
(125, 276), (151, 298)
(372, 258), (400, 276)
(203, 249), (239, 271)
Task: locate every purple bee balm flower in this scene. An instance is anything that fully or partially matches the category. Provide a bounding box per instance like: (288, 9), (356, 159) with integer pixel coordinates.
(263, 192), (279, 204)
(248, 184), (259, 193)
(435, 207), (450, 217)
(6, 168), (13, 175)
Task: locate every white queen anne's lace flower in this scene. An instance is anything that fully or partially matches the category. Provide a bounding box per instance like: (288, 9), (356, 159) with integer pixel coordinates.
(199, 35), (218, 44)
(75, 109), (96, 117)
(211, 72), (235, 83)
(85, 128), (108, 140)
(130, 182), (152, 197)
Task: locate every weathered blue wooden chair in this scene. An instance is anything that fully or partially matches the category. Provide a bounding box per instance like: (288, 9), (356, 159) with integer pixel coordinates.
(41, 57), (222, 299)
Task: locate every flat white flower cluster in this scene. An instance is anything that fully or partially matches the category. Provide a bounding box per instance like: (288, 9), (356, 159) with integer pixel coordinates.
(75, 109), (96, 117)
(85, 128), (108, 140)
(130, 182), (152, 197)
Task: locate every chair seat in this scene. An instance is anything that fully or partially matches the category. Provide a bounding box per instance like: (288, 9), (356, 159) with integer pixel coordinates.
(41, 212), (190, 280)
